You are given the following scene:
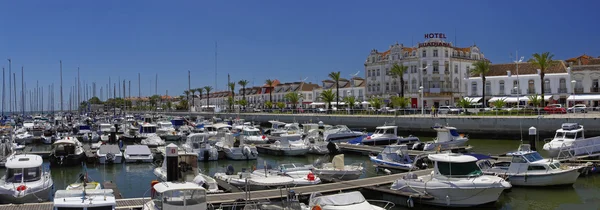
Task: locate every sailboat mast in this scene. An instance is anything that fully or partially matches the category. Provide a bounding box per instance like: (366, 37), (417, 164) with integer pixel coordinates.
(60, 60), (63, 112)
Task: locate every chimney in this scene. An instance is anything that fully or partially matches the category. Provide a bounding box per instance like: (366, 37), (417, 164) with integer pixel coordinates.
(507, 70), (511, 77)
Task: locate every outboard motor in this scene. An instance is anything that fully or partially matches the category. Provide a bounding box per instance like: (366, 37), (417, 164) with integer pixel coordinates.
(327, 141), (339, 155)
(226, 165), (235, 175)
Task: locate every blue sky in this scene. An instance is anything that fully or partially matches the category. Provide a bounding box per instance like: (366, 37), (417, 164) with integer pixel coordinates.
(1, 0), (599, 107)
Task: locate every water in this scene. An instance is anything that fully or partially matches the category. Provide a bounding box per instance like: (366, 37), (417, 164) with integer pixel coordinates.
(2, 138), (600, 210)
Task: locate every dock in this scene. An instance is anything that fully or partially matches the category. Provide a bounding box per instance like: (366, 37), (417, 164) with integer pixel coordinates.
(337, 143), (472, 156)
(18, 146), (51, 159)
(0, 169), (432, 210)
(103, 180), (124, 199)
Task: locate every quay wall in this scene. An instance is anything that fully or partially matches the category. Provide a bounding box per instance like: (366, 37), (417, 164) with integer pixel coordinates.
(139, 112), (599, 139)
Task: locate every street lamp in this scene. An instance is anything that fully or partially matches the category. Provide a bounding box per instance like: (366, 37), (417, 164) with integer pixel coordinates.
(419, 86), (424, 115)
(571, 80), (577, 111)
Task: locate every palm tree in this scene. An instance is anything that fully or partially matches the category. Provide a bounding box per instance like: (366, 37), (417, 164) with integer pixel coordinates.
(204, 86), (213, 109)
(368, 97), (383, 109)
(328, 71), (341, 109)
(391, 96), (410, 109)
(342, 96), (356, 109)
(265, 79), (274, 103)
(457, 97), (473, 114)
(238, 80), (249, 101)
(529, 52), (558, 107)
(470, 60), (491, 107)
(228, 82), (236, 111)
(284, 92), (302, 110)
(319, 89), (336, 110)
(183, 90), (190, 110)
(390, 63), (408, 97)
(189, 89), (197, 111)
(196, 88), (204, 108)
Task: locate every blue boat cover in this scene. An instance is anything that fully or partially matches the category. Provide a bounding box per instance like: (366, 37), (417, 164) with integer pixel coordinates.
(450, 129), (460, 137)
(465, 153), (493, 160)
(347, 136), (363, 144)
(171, 119), (185, 126)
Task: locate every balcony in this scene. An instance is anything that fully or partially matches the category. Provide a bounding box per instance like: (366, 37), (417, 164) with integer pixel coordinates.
(574, 87), (584, 94)
(527, 89), (536, 94)
(543, 88), (551, 94)
(591, 87), (599, 93)
(511, 89), (522, 94)
(558, 87), (568, 94)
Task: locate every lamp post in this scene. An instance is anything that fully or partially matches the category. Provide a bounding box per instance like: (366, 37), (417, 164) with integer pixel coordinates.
(514, 53), (524, 106)
(419, 86), (424, 115)
(571, 80), (577, 113)
(298, 93), (303, 111)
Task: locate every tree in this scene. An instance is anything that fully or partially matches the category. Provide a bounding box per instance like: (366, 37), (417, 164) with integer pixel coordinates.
(471, 60), (491, 108)
(527, 94), (543, 108)
(196, 88), (204, 108)
(276, 102), (286, 110)
(226, 96), (235, 112)
(166, 101), (172, 111)
(343, 96), (356, 109)
(176, 100), (188, 110)
(228, 82), (236, 111)
(328, 71), (341, 109)
(265, 79), (274, 103)
(149, 95), (161, 109)
(183, 90), (190, 107)
(284, 92), (302, 110)
(319, 89), (336, 109)
(368, 97), (384, 109)
(264, 101), (273, 109)
(204, 86), (213, 109)
(238, 99), (248, 108)
(238, 80), (249, 101)
(491, 98), (506, 109)
(457, 97), (473, 114)
(529, 52), (558, 107)
(390, 63), (408, 98)
(391, 96), (410, 109)
(189, 89), (196, 110)
(88, 96), (102, 104)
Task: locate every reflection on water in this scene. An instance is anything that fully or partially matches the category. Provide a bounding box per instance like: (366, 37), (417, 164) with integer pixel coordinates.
(0, 138), (597, 209)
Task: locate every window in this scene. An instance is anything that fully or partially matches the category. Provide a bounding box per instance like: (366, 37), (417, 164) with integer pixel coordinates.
(433, 49), (438, 57)
(422, 50), (427, 57)
(528, 79), (535, 93)
(358, 89), (363, 97)
(404, 52), (408, 57)
(411, 79), (417, 90)
(544, 79), (551, 93)
(466, 66), (470, 75)
(367, 70), (371, 77)
(437, 161), (482, 177)
(412, 51), (416, 56)
(422, 62), (428, 72)
(511, 156), (527, 163)
(471, 82), (477, 95)
(485, 81), (491, 94)
(377, 69), (380, 76)
(386, 82), (389, 91)
(527, 165), (547, 171)
(499, 80), (505, 94)
(454, 78), (459, 89)
(444, 61), (449, 74)
(454, 65), (458, 74)
(445, 50), (448, 58)
(433, 61), (440, 74)
(386, 68), (390, 76)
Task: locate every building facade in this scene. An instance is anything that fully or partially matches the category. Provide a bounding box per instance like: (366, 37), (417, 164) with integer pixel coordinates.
(364, 33), (486, 108)
(312, 77), (366, 108)
(568, 54), (600, 106)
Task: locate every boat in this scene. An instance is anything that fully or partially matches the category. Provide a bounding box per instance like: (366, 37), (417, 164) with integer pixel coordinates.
(53, 189), (116, 210)
(214, 167), (296, 191)
(153, 144), (222, 194)
(0, 135), (16, 167)
(49, 136), (86, 167)
(142, 182), (207, 210)
(264, 134), (310, 156)
(156, 121), (180, 141)
(139, 123), (166, 147)
(75, 124), (98, 142)
(238, 125), (269, 145)
(542, 123), (600, 158)
(312, 154), (363, 181)
(65, 172), (102, 190)
(124, 145), (154, 163)
(181, 133), (219, 161)
(369, 145), (418, 171)
(14, 128), (33, 145)
(170, 117), (185, 130)
(98, 123), (113, 142)
(0, 154), (54, 204)
(323, 125), (365, 143)
(97, 144), (124, 164)
(390, 153), (511, 207)
(479, 144), (581, 186)
(215, 133), (258, 160)
(411, 124), (468, 151)
(265, 121), (303, 143)
(301, 191), (394, 210)
(357, 125), (419, 146)
(305, 129), (329, 155)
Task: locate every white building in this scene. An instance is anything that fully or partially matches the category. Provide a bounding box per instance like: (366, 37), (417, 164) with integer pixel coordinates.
(364, 33), (485, 108)
(312, 77), (366, 108)
(466, 62), (571, 106)
(568, 54), (600, 107)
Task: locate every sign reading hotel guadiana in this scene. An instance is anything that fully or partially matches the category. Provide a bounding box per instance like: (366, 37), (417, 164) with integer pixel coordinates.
(419, 33), (451, 48)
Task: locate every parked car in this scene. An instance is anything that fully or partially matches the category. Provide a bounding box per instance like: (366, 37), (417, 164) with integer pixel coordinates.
(567, 104), (588, 113)
(253, 108), (262, 112)
(543, 104), (566, 114)
(378, 107), (397, 113)
(438, 106), (461, 114)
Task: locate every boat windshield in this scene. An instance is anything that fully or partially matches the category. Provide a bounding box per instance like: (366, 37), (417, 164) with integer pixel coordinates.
(155, 189), (206, 209)
(374, 128), (394, 135)
(522, 152), (544, 162)
(242, 130), (261, 136)
(565, 132), (577, 139)
(5, 167), (42, 183)
(160, 123), (173, 128)
(437, 161), (482, 177)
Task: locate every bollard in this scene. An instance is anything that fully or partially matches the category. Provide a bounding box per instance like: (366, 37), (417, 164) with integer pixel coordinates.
(529, 126), (537, 151)
(165, 143), (179, 181)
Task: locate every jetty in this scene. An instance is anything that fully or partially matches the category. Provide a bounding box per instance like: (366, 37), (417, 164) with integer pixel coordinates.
(0, 169), (432, 210)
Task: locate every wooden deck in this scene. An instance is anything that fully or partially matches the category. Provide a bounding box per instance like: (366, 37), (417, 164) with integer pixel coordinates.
(0, 169), (432, 210)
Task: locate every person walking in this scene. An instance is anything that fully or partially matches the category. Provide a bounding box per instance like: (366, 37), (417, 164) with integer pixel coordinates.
(431, 106), (436, 118)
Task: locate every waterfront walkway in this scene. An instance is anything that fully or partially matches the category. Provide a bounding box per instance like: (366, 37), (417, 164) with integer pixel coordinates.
(0, 169), (432, 210)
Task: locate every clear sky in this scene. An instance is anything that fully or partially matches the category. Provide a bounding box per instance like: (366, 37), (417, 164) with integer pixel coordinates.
(1, 0), (599, 108)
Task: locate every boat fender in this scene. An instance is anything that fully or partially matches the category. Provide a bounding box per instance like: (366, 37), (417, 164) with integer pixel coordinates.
(446, 195), (450, 206)
(150, 180), (159, 198)
(312, 205), (322, 210)
(307, 171), (315, 181)
(407, 195), (414, 208)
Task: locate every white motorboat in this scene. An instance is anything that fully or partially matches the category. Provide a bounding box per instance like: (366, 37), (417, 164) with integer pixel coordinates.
(390, 153), (511, 207)
(238, 125), (269, 145)
(82, 132), (100, 143)
(156, 121), (180, 141)
(139, 123), (166, 147)
(369, 145), (417, 171)
(301, 191), (394, 210)
(266, 121), (303, 143)
(153, 145), (222, 194)
(76, 124), (97, 142)
(214, 169), (295, 191)
(182, 133), (218, 161)
(98, 123), (113, 142)
(65, 171), (102, 190)
(142, 182), (207, 210)
(253, 167), (321, 187)
(14, 128), (33, 145)
(54, 189), (116, 210)
(412, 124), (468, 151)
(0, 154), (54, 204)
(312, 154), (363, 181)
(266, 134), (309, 156)
(0, 136), (16, 167)
(305, 129), (329, 155)
(49, 137), (86, 167)
(357, 125), (419, 146)
(323, 125), (365, 143)
(215, 133), (258, 160)
(479, 144), (581, 186)
(124, 145), (154, 163)
(542, 123), (600, 158)
(97, 145), (123, 164)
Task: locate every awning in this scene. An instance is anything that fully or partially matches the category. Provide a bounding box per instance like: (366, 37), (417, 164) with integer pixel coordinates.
(488, 97), (507, 103)
(331, 102), (346, 105)
(520, 95), (552, 102)
(361, 101), (370, 105)
(310, 102), (325, 105)
(567, 94), (600, 101)
(463, 97), (482, 103)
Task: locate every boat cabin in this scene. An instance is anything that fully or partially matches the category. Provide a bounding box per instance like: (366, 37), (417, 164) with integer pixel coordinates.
(429, 153), (483, 178)
(4, 155), (44, 184)
(140, 124), (158, 134)
(432, 124), (465, 142)
(53, 189), (116, 210)
(503, 144), (562, 172)
(553, 123), (585, 141)
(186, 133), (211, 149)
(52, 138), (80, 156)
(371, 126), (398, 138)
(148, 182), (207, 210)
(377, 145), (412, 163)
(99, 123), (113, 132)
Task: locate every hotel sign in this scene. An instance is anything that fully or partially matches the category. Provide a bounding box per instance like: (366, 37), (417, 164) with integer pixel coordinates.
(419, 33), (451, 48)
(424, 33), (447, 39)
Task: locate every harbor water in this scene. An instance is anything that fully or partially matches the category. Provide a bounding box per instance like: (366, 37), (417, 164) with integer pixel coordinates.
(3, 138), (600, 210)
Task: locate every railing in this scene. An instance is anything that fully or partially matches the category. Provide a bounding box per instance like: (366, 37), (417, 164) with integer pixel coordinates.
(575, 87), (584, 94)
(544, 88), (551, 94)
(527, 89), (536, 94)
(511, 89), (522, 94)
(559, 87), (568, 93)
(591, 87), (599, 93)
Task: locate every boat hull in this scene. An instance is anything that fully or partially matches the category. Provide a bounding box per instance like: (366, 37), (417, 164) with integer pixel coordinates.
(0, 182), (53, 204)
(369, 156), (413, 171)
(501, 169), (580, 186)
(49, 153), (86, 167)
(98, 155), (123, 164)
(313, 170), (362, 181)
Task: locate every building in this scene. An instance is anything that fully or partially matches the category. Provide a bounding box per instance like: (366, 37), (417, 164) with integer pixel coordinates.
(568, 54), (600, 107)
(364, 33), (486, 108)
(312, 77), (366, 108)
(465, 61), (571, 106)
